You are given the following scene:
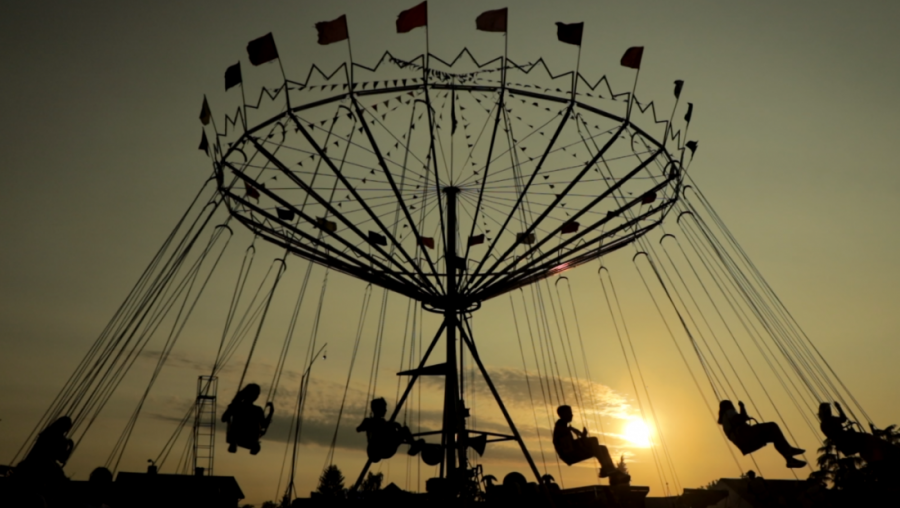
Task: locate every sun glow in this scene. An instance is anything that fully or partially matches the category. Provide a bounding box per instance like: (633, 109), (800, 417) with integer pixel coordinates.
(623, 418), (652, 448)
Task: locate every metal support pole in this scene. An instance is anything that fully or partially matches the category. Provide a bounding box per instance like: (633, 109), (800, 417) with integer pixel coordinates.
(442, 187), (460, 480)
(350, 321), (447, 492)
(459, 319), (543, 484)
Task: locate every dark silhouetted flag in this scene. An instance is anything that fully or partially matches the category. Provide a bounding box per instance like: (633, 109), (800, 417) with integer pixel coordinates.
(397, 2), (427, 33)
(476, 8), (507, 32)
(561, 221), (579, 234)
(276, 208), (295, 221)
(684, 103), (693, 123)
(199, 96), (211, 125)
(418, 236), (435, 249)
(368, 231), (388, 246)
(451, 90), (457, 134)
(316, 15), (349, 45)
(641, 191), (657, 204)
(686, 140), (698, 156)
(198, 130), (209, 155)
(674, 80), (683, 99)
(225, 62), (242, 90)
(468, 234), (485, 246)
(516, 232), (536, 244)
(555, 22), (583, 46)
(245, 183), (260, 201)
(621, 46), (644, 69)
(247, 33), (279, 65)
(317, 217), (337, 232)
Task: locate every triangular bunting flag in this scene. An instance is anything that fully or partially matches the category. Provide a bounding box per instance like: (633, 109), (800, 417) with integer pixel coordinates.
(199, 96), (211, 125)
(198, 130), (209, 155)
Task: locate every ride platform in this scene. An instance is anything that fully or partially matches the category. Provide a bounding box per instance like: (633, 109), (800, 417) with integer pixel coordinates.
(293, 483), (650, 508)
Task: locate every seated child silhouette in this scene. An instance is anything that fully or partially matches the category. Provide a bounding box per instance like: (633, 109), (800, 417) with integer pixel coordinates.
(221, 383), (274, 454)
(819, 402), (898, 464)
(356, 398), (415, 462)
(553, 405), (630, 484)
(17, 416), (74, 482)
(718, 400), (805, 468)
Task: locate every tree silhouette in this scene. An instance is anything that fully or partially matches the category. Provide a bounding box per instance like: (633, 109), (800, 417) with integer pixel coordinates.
(872, 424), (900, 445)
(316, 465), (346, 499)
(811, 437), (864, 489)
(360, 472), (383, 492)
(616, 454), (629, 476)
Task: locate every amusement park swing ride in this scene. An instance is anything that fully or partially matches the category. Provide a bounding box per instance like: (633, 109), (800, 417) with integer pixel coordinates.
(10, 4), (888, 506)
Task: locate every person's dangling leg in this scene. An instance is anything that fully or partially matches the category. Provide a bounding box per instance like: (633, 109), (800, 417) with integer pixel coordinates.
(755, 423), (806, 467)
(579, 437), (624, 480)
(758, 423), (804, 457)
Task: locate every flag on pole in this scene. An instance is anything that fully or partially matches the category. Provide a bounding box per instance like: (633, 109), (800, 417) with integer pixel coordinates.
(368, 231), (388, 246)
(225, 62), (242, 90)
(397, 2), (427, 33)
(476, 8), (507, 32)
(316, 15), (349, 45)
(555, 22), (583, 46)
(516, 232), (536, 244)
(247, 33), (279, 65)
(199, 96), (211, 125)
(198, 130), (209, 155)
(276, 208), (295, 221)
(686, 140), (698, 155)
(418, 236), (435, 249)
(641, 191), (657, 204)
(468, 234), (485, 246)
(317, 217), (337, 232)
(684, 103), (694, 123)
(560, 221), (579, 234)
(621, 46), (644, 69)
(673, 80), (684, 99)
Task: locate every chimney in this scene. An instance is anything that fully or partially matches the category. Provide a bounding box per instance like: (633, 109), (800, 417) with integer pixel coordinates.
(194, 467), (205, 477)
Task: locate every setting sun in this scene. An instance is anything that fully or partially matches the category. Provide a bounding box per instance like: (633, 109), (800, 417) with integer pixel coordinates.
(623, 418), (652, 448)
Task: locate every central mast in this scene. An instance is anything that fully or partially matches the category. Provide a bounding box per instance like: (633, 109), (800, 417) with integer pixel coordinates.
(442, 186), (461, 480)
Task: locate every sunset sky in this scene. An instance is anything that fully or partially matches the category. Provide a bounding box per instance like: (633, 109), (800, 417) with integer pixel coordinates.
(2, 1), (900, 505)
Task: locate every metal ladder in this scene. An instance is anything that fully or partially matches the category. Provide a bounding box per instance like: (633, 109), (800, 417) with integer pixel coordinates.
(192, 375), (217, 476)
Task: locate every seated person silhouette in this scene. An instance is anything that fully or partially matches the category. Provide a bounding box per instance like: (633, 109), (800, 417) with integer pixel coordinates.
(17, 416), (74, 481)
(356, 397), (415, 462)
(13, 416), (74, 492)
(718, 400), (806, 468)
(819, 402), (898, 464)
(553, 405), (630, 483)
(221, 383), (274, 455)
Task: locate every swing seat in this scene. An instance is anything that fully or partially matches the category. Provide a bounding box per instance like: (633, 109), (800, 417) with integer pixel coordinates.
(224, 404), (268, 453)
(365, 422), (406, 461)
(420, 442), (443, 466)
(729, 424), (767, 456)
